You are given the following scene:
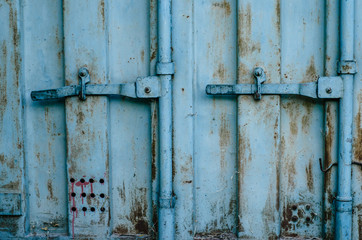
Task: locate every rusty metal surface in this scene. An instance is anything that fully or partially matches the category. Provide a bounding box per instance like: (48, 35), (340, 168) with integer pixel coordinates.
(0, 0), (361, 239)
(237, 0), (281, 239)
(352, 0), (362, 239)
(0, 0), (25, 237)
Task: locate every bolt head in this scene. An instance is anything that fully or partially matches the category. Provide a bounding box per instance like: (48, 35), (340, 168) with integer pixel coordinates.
(254, 67), (263, 77)
(78, 68), (89, 78)
(144, 87), (151, 94)
(291, 216), (298, 222)
(325, 87), (332, 94)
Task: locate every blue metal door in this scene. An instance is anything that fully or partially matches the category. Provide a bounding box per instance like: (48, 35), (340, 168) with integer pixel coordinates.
(0, 0), (361, 239)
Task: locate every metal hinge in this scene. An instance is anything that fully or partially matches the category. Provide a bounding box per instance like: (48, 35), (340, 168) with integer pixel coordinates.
(31, 67), (161, 101)
(206, 67), (344, 100)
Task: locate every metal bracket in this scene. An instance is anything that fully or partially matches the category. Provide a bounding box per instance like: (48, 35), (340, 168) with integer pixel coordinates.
(31, 67), (161, 101)
(156, 62), (175, 75)
(159, 196), (176, 209)
(337, 60), (357, 75)
(206, 67), (344, 100)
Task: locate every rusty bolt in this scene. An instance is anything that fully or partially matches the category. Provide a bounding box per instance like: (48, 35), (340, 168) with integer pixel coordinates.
(291, 216), (298, 222)
(254, 68), (263, 77)
(79, 69), (87, 77)
(326, 87), (332, 94)
(144, 87), (151, 94)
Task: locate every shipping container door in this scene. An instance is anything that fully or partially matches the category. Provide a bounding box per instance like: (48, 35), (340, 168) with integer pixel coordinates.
(1, 0), (362, 240)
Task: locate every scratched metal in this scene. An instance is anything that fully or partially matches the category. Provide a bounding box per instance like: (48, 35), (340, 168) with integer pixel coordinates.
(1, 0), (362, 239)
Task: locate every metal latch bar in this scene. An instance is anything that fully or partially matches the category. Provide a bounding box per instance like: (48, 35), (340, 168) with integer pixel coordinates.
(206, 68), (343, 100)
(31, 67), (161, 101)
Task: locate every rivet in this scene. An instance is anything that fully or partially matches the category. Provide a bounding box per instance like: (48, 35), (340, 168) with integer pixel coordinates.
(306, 216), (311, 222)
(90, 193), (96, 198)
(99, 178), (105, 184)
(70, 178), (75, 183)
(100, 193), (105, 198)
(82, 207), (87, 212)
(292, 205), (298, 211)
(90, 207), (96, 212)
(291, 216), (298, 222)
(100, 207), (105, 212)
(71, 207), (77, 212)
(80, 178), (85, 183)
(81, 192), (86, 197)
(306, 205), (311, 210)
(71, 192), (76, 197)
(89, 178), (94, 183)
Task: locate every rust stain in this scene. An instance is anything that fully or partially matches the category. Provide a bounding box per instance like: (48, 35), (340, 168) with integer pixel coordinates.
(0, 41), (7, 126)
(212, 0), (231, 16)
(151, 106), (157, 181)
(281, 203), (293, 233)
(219, 113), (230, 169)
(213, 63), (227, 83)
(0, 154), (4, 165)
(99, 0), (105, 28)
(305, 160), (314, 192)
(354, 93), (362, 162)
(141, 50), (145, 62)
(276, 161), (280, 211)
(324, 103), (335, 200)
(129, 188), (149, 234)
(150, 42), (158, 62)
(281, 136), (296, 188)
(275, 0), (280, 35)
(47, 179), (57, 201)
(113, 225), (128, 235)
(238, 3), (261, 58)
(305, 56), (318, 82)
(0, 180), (20, 190)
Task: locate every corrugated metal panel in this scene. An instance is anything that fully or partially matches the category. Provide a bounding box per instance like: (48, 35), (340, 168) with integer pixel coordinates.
(0, 0), (361, 239)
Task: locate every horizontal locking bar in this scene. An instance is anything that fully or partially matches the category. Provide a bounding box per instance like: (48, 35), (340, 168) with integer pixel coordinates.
(31, 76), (161, 101)
(206, 76), (343, 99)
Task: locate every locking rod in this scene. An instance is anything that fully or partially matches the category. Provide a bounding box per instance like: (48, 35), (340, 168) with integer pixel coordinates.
(206, 76), (343, 99)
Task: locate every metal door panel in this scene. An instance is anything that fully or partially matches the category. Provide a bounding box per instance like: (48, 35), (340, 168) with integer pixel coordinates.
(172, 0), (195, 239)
(1, 0), (362, 239)
(0, 0), (24, 237)
(63, 0), (110, 237)
(193, 0), (237, 235)
(280, 1), (325, 237)
(108, 0), (152, 236)
(23, 0), (68, 236)
(237, 1), (281, 238)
